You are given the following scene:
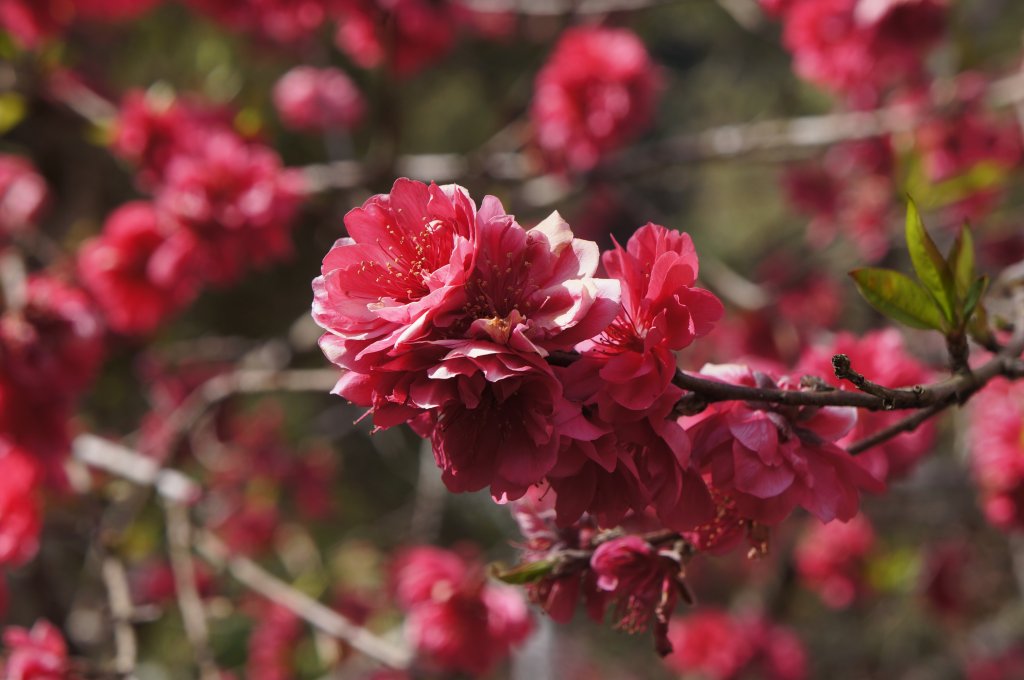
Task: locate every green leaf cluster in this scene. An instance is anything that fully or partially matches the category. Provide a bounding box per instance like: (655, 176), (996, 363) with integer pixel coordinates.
(850, 199), (990, 344)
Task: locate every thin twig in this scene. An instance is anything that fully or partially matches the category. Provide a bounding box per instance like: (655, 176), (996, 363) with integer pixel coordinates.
(195, 530), (413, 670)
(165, 501), (221, 680)
(100, 556), (139, 679)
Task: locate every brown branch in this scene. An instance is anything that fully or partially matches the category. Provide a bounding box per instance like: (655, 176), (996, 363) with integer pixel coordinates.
(194, 531), (413, 670)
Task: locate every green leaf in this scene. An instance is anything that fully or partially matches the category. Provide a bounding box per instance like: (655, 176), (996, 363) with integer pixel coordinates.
(947, 225), (976, 299)
(963, 275), (989, 321)
(905, 199), (957, 323)
(490, 559), (556, 585)
(850, 267), (948, 331)
(0, 93), (26, 135)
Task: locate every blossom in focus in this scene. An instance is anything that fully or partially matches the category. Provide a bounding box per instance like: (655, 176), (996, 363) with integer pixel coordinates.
(0, 155), (49, 240)
(156, 131), (304, 286)
(333, 0), (459, 77)
(1, 620), (74, 680)
(392, 546), (532, 676)
(0, 447), (41, 568)
(273, 66), (366, 133)
(794, 513), (875, 608)
(795, 329), (935, 480)
(664, 609), (808, 680)
(968, 378), (1024, 531)
(78, 201), (202, 335)
(684, 364), (884, 525)
(531, 26), (660, 173)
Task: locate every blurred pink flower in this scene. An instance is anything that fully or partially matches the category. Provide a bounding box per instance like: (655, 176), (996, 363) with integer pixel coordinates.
(532, 26), (660, 173)
(273, 66), (366, 133)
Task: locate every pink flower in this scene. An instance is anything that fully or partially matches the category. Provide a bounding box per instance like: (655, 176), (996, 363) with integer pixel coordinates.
(392, 546), (532, 676)
(78, 201), (202, 335)
(273, 66), (366, 133)
(590, 535), (687, 655)
(794, 513), (875, 608)
(313, 179), (480, 373)
(584, 222), (722, 412)
(418, 341), (571, 499)
(1, 620), (73, 680)
(157, 131), (303, 286)
(0, 276), (105, 404)
(111, 90), (234, 188)
(0, 155), (48, 240)
(333, 0), (459, 77)
(969, 378), (1024, 531)
(795, 329), (935, 480)
(665, 610), (807, 680)
(532, 26), (660, 173)
(684, 364), (884, 525)
(0, 446), (41, 568)
(780, 0), (945, 101)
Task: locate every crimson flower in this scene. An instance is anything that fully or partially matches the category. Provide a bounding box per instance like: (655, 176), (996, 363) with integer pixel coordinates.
(273, 66), (366, 133)
(392, 546), (532, 676)
(684, 364), (884, 525)
(1, 620), (74, 680)
(78, 201), (202, 335)
(532, 26), (660, 173)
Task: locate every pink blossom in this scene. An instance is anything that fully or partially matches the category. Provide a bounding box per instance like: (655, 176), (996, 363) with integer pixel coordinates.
(313, 178), (479, 373)
(1, 620), (73, 680)
(0, 446), (41, 568)
(111, 90), (234, 188)
(273, 66), (366, 133)
(780, 0), (945, 102)
(156, 131), (303, 286)
(78, 201), (202, 335)
(0, 155), (48, 240)
(246, 604), (302, 680)
(795, 329), (935, 480)
(664, 610), (808, 680)
(969, 378), (1024, 531)
(590, 535), (687, 655)
(333, 0), (459, 77)
(794, 513), (875, 608)
(392, 546), (532, 676)
(583, 222), (722, 412)
(532, 26), (660, 172)
(418, 341), (571, 499)
(684, 364), (884, 525)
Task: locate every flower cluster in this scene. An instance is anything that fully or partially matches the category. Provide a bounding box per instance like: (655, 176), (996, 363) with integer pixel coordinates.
(0, 0), (160, 48)
(391, 546), (532, 675)
(770, 0), (946, 104)
(313, 179), (728, 529)
(0, 620), (75, 680)
(80, 89), (303, 335)
(531, 26), (661, 173)
(664, 608), (808, 680)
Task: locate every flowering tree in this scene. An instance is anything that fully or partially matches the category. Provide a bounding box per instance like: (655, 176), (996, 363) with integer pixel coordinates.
(4, 0), (1024, 678)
